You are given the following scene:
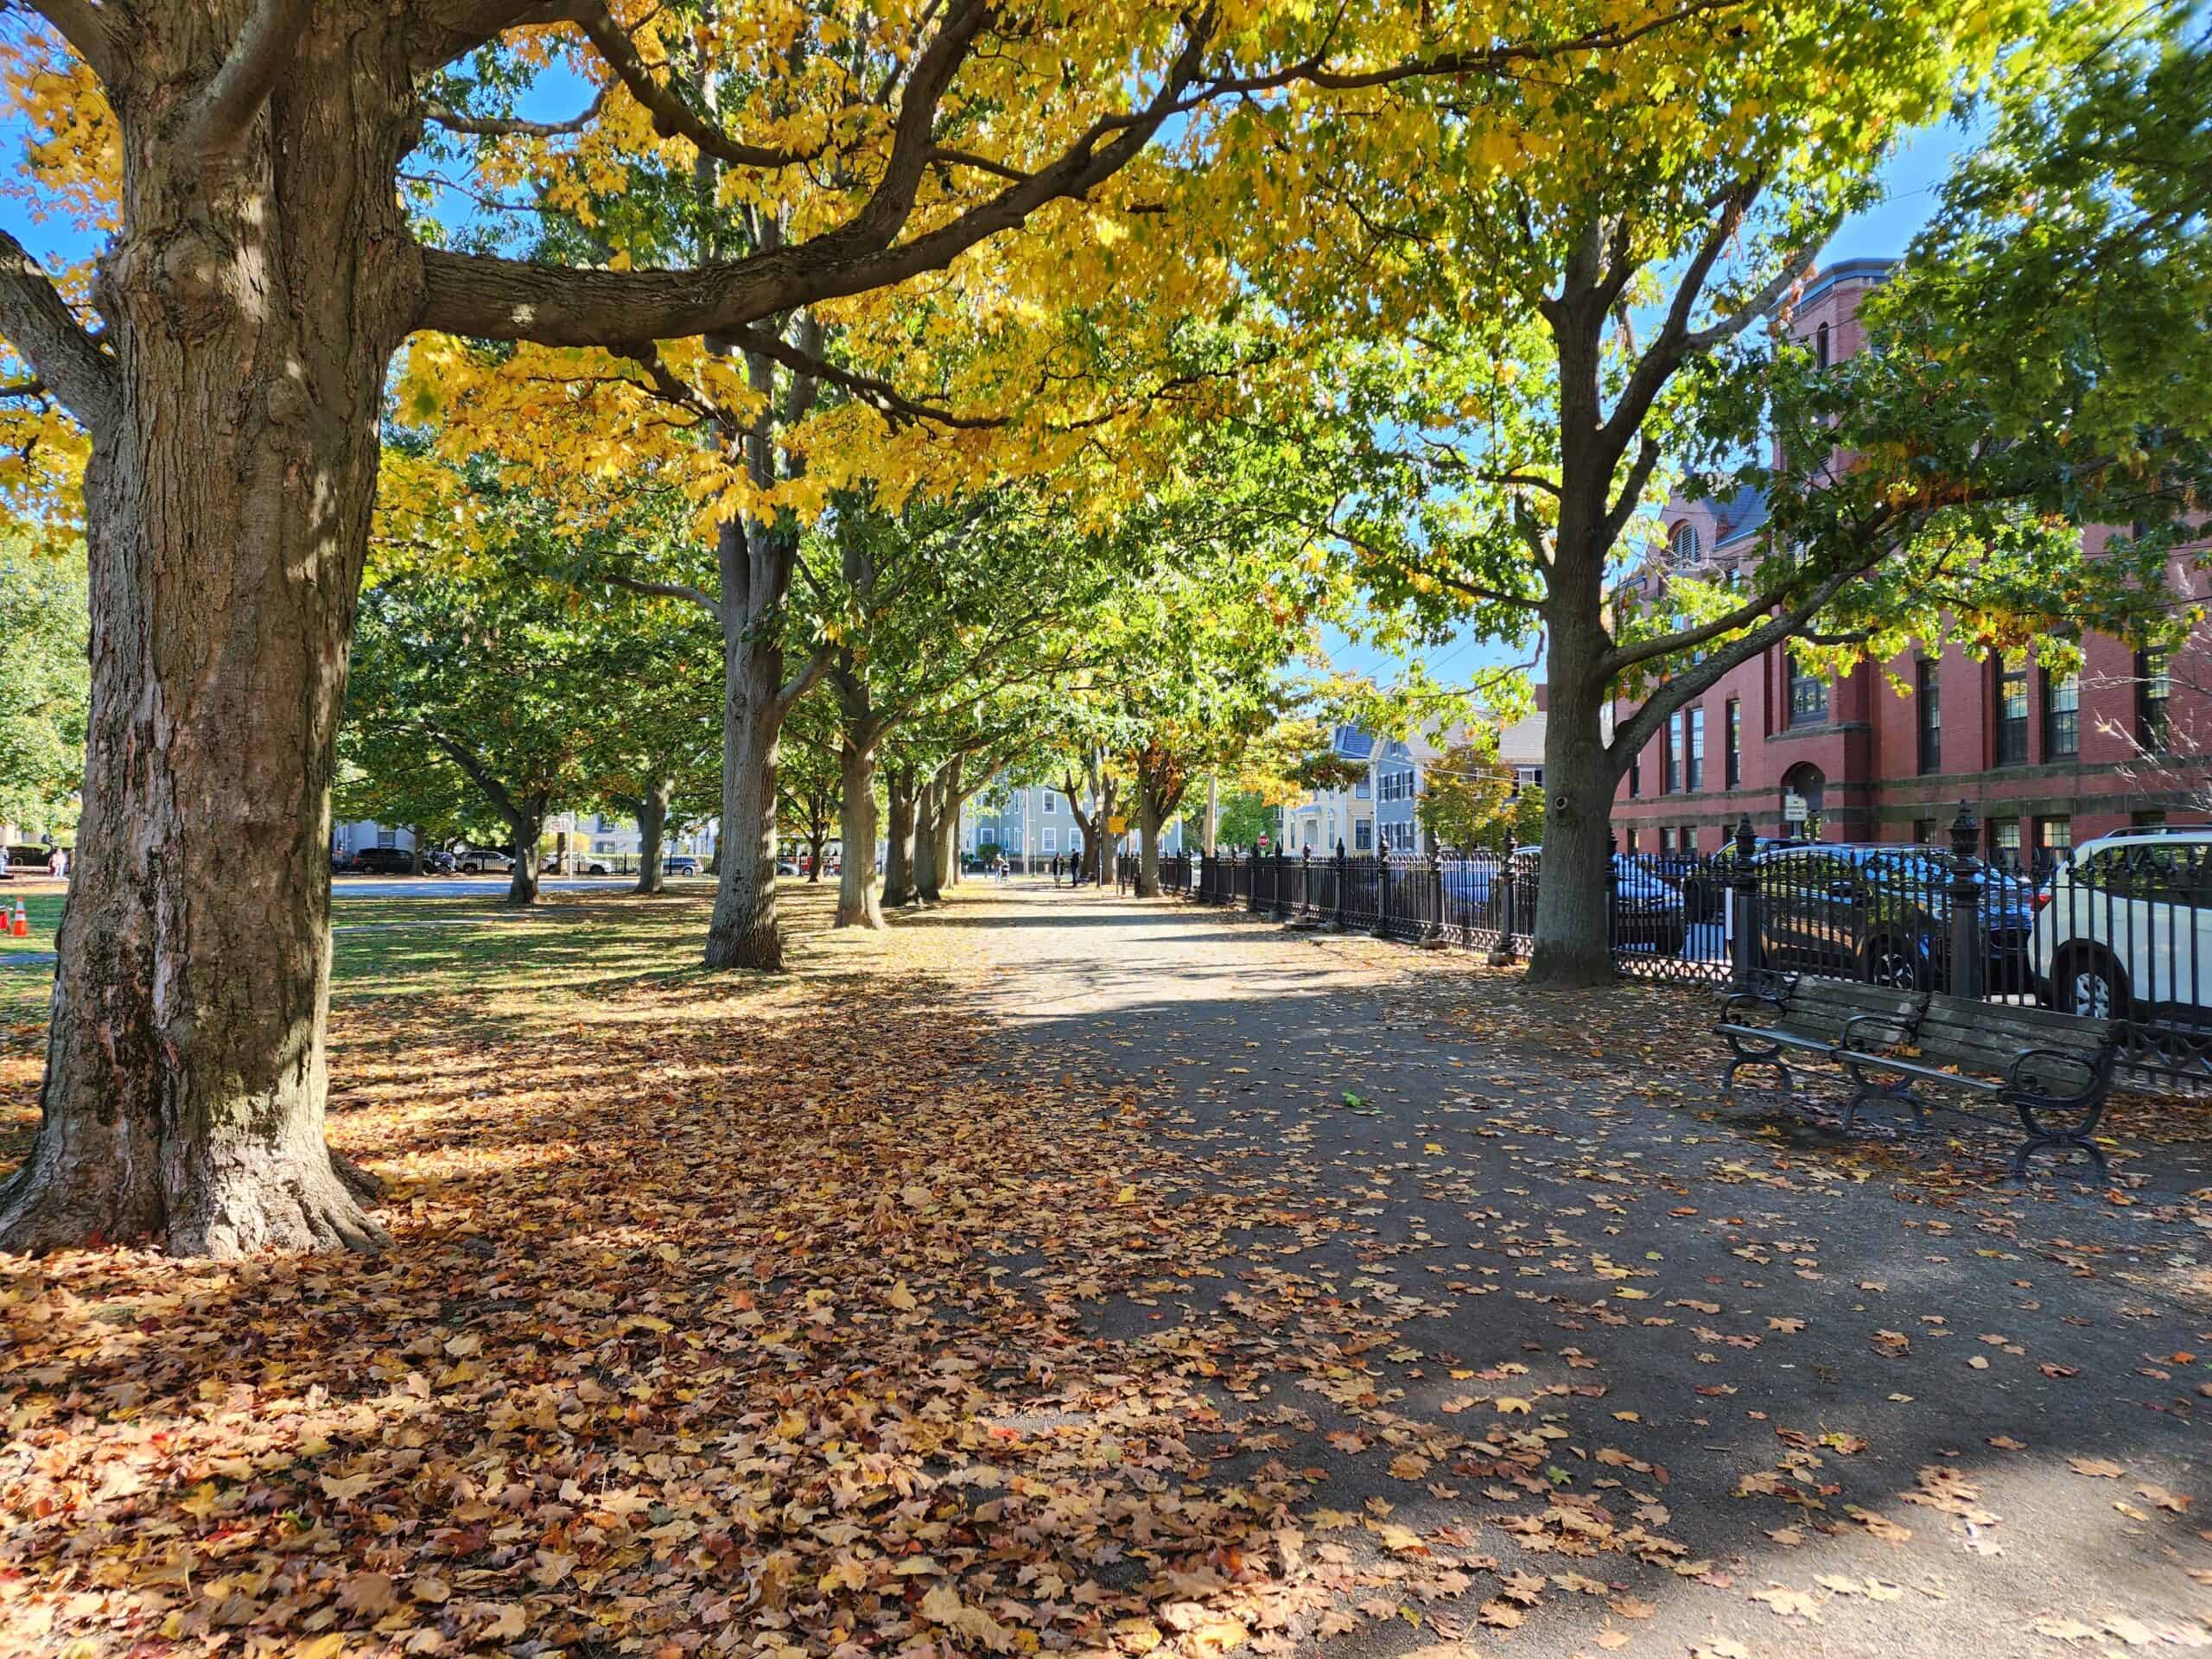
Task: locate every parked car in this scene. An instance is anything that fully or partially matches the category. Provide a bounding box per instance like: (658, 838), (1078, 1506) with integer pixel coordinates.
(661, 855), (697, 875)
(776, 857), (799, 875)
(1750, 843), (2036, 992)
(456, 848), (514, 874)
(2033, 827), (2212, 1020)
(351, 845), (418, 874)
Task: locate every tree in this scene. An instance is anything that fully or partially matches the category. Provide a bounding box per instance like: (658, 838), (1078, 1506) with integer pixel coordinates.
(0, 540), (87, 839)
(777, 693), (842, 887)
(0, 0), (1748, 1252)
(1324, 2), (2209, 983)
(1417, 741), (1543, 853)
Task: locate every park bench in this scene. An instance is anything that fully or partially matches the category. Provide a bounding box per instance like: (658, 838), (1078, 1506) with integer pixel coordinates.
(1716, 977), (1926, 1102)
(1715, 977), (2121, 1179)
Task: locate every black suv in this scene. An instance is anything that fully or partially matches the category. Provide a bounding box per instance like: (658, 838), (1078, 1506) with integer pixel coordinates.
(1750, 843), (2037, 992)
(351, 846), (418, 874)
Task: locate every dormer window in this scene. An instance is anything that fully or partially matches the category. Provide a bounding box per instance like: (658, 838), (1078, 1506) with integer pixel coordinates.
(1667, 521), (1701, 570)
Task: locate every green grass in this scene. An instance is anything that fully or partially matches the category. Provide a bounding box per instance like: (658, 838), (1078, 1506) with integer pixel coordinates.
(0, 888), (63, 955)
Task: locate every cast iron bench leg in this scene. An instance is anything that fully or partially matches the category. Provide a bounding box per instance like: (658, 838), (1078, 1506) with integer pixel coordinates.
(1840, 1059), (1929, 1136)
(1722, 1034), (1792, 1099)
(2010, 1101), (2111, 1181)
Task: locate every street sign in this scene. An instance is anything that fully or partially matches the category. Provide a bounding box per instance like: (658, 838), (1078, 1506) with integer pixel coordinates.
(1783, 791), (1809, 823)
(1258, 832), (1270, 849)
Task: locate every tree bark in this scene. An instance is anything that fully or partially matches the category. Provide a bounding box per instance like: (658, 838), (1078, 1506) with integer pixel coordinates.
(806, 826), (828, 883)
(505, 805), (545, 906)
(632, 778), (671, 895)
(704, 517), (798, 971)
(882, 769), (918, 907)
(835, 739), (884, 928)
(928, 760), (961, 895)
(0, 16), (420, 1256)
(913, 778), (941, 900)
(410, 826), (426, 876)
(1136, 794), (1164, 898)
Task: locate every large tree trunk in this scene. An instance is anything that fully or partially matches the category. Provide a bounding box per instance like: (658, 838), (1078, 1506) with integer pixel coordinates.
(0, 21), (417, 1256)
(1136, 791), (1165, 898)
(883, 770), (918, 907)
(1525, 568), (1621, 986)
(704, 520), (792, 970)
(633, 779), (671, 895)
(929, 776), (960, 894)
(410, 827), (426, 877)
(835, 741), (884, 928)
(913, 779), (941, 900)
(505, 807), (544, 906)
(806, 826), (829, 883)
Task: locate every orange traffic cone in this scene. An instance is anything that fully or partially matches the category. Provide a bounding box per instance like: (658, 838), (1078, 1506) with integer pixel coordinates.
(10, 899), (26, 938)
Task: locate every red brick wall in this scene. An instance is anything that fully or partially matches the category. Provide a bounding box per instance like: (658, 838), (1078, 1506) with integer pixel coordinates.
(1607, 264), (2212, 857)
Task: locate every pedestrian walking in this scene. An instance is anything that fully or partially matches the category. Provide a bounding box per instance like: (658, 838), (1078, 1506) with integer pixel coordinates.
(51, 846), (66, 881)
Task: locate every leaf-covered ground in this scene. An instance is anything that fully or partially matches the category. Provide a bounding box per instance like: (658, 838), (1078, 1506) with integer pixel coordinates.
(3, 879), (2209, 1658)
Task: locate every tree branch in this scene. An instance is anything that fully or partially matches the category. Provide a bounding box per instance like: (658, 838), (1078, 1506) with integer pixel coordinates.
(0, 228), (115, 432)
(603, 569), (723, 619)
(1608, 569), (1854, 761)
(569, 0), (832, 169)
(177, 0), (315, 166)
(23, 0), (123, 83)
(424, 85), (608, 138)
(416, 4), (1209, 345)
(732, 321), (999, 429)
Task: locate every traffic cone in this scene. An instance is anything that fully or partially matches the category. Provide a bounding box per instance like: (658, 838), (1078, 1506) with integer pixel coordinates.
(10, 899), (26, 938)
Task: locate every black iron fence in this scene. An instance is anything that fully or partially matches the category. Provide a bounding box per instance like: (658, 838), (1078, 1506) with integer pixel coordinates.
(1130, 808), (2212, 1088)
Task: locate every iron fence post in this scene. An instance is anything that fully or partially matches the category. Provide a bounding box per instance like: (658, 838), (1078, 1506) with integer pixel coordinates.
(1605, 828), (1621, 958)
(1428, 845), (1446, 939)
(1373, 850), (1393, 938)
(1276, 847), (1291, 919)
(1499, 832), (1519, 954)
(1948, 799), (1986, 1000)
(1728, 812), (1760, 989)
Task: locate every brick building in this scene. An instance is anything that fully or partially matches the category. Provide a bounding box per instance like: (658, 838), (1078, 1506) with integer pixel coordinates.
(1610, 258), (2211, 864)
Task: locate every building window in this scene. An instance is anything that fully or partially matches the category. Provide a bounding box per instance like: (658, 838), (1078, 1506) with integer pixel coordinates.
(2035, 817), (2071, 861)
(2043, 669), (2079, 759)
(1355, 820), (1372, 851)
(1989, 817), (2023, 864)
(1786, 658), (1827, 728)
(1724, 699), (1741, 789)
(1995, 660), (2029, 766)
(1913, 819), (1937, 845)
(1628, 755), (1641, 798)
(1658, 825), (1675, 852)
(1916, 659), (1941, 774)
(2133, 809), (2167, 830)
(1668, 521), (1701, 571)
(1687, 707), (1706, 792)
(1043, 793), (1056, 814)
(1041, 828), (1056, 853)
(1664, 711), (1681, 792)
(2138, 648), (2171, 751)
(1681, 825), (1699, 854)
(1355, 776), (1371, 799)
(1624, 827), (1640, 855)
(1815, 321), (1830, 370)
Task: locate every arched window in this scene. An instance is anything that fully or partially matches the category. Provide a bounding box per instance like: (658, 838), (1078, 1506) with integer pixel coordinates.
(1667, 520), (1701, 570)
(1815, 321), (1831, 370)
